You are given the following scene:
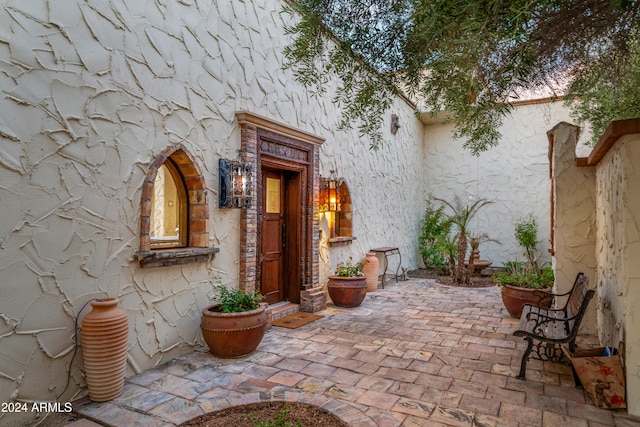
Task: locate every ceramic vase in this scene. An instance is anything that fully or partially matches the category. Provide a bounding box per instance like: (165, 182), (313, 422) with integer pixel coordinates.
(81, 298), (129, 402)
(362, 252), (380, 292)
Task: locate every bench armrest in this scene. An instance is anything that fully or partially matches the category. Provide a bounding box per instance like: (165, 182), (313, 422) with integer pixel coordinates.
(533, 289), (554, 306)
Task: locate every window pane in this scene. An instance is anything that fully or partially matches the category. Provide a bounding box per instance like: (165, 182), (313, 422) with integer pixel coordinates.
(150, 164), (181, 247)
(265, 177), (280, 213)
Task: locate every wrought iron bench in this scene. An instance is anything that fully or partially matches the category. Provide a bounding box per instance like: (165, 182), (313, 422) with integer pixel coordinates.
(513, 272), (595, 379)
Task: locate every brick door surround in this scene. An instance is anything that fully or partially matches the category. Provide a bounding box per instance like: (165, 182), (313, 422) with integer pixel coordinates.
(235, 111), (326, 312)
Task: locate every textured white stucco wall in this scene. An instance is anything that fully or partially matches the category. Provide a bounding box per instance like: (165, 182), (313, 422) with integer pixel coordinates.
(549, 123), (597, 333)
(594, 134), (640, 417)
(319, 96), (424, 282)
(551, 122), (640, 416)
(421, 101), (576, 267)
(2, 0), (617, 424)
(0, 1), (423, 425)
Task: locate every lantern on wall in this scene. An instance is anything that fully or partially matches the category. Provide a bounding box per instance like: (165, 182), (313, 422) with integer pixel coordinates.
(219, 151), (253, 209)
(319, 170), (343, 212)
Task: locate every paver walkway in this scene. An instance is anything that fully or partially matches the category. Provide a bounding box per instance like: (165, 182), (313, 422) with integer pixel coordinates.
(73, 279), (640, 426)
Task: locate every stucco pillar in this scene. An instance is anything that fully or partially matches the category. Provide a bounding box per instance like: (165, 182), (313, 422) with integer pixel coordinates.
(548, 122), (597, 333)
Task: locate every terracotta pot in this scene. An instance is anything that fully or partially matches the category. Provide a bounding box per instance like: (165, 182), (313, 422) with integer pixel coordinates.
(201, 303), (268, 358)
(81, 298), (129, 402)
(327, 276), (367, 308)
(501, 285), (552, 318)
(362, 252), (380, 292)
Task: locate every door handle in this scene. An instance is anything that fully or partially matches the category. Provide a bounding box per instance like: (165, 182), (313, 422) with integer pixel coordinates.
(282, 223), (286, 249)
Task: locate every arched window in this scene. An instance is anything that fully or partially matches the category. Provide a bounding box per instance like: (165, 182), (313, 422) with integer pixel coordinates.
(150, 161), (187, 248)
(320, 177), (354, 245)
(136, 144), (217, 267)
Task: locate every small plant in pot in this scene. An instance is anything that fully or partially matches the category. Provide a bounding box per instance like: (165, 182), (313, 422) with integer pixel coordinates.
(200, 285), (268, 358)
(494, 214), (554, 318)
(327, 257), (368, 308)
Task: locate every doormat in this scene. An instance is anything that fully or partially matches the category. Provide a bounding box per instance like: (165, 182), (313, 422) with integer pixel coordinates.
(271, 312), (322, 329)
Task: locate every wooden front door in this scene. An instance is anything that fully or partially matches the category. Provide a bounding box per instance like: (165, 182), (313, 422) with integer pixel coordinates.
(261, 169), (284, 304)
(260, 167), (301, 305)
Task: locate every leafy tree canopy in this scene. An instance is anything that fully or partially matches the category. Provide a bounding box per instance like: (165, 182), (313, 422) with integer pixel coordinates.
(283, 0), (640, 153)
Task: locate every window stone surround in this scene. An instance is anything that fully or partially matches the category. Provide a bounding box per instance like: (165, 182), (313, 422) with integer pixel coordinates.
(136, 144), (218, 267)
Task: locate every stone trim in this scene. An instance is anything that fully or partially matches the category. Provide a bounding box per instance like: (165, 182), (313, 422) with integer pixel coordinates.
(137, 144), (216, 267)
(236, 110), (325, 146)
(327, 236), (356, 246)
(236, 111), (326, 312)
(135, 247), (219, 268)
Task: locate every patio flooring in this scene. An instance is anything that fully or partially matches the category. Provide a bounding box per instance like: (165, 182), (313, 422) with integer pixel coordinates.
(71, 279), (640, 427)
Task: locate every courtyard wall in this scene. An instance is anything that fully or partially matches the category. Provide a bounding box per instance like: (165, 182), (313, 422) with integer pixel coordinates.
(550, 119), (640, 417)
(0, 0), (596, 425)
(420, 100), (579, 267)
(0, 1), (423, 425)
(591, 122), (640, 417)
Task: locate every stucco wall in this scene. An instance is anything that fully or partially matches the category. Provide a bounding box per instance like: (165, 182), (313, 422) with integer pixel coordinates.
(548, 123), (597, 333)
(551, 120), (640, 416)
(594, 133), (640, 416)
(319, 95), (425, 282)
(0, 1), (423, 425)
(1, 0), (616, 424)
(421, 101), (576, 267)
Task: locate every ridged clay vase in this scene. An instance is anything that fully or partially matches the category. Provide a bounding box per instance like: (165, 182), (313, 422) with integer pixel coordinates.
(81, 298), (129, 402)
(362, 252), (380, 292)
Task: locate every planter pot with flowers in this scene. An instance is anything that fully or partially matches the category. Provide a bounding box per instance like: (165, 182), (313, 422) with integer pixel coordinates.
(200, 286), (267, 358)
(495, 262), (554, 317)
(494, 214), (554, 318)
(327, 257), (367, 308)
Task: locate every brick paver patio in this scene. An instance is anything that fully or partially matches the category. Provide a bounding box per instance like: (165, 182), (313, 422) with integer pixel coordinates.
(72, 279), (640, 426)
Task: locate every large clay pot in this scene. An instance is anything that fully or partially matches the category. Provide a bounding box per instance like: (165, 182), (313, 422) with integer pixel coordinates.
(501, 285), (552, 318)
(362, 252), (380, 292)
(201, 303), (268, 358)
(327, 276), (367, 308)
(81, 298), (129, 402)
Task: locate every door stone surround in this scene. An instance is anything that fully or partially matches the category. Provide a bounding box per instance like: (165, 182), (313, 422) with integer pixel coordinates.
(236, 111), (326, 312)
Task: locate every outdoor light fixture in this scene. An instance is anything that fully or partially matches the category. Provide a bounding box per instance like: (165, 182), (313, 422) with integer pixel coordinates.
(319, 170), (343, 212)
(219, 151), (253, 209)
(391, 114), (400, 135)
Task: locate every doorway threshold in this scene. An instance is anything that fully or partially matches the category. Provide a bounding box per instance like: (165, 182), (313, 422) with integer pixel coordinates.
(267, 301), (299, 322)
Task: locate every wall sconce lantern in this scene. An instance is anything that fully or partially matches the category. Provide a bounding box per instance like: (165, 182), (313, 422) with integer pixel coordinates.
(219, 152), (253, 209)
(319, 170), (343, 212)
(391, 114), (400, 135)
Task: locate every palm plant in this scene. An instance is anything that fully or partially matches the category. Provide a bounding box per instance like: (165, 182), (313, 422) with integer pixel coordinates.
(419, 198), (453, 273)
(435, 196), (493, 284)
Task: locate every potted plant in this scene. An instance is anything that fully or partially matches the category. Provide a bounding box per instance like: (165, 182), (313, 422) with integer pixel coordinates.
(327, 257), (368, 307)
(494, 214), (554, 318)
(200, 285), (268, 358)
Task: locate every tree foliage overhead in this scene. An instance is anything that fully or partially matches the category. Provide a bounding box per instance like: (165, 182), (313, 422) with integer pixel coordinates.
(283, 0), (640, 153)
